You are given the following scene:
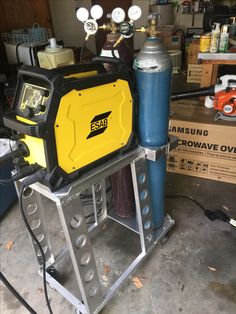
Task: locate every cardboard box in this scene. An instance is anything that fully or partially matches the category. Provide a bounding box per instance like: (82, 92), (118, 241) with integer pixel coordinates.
(187, 64), (202, 84)
(163, 34), (181, 51)
(168, 102), (236, 184)
(187, 40), (200, 64)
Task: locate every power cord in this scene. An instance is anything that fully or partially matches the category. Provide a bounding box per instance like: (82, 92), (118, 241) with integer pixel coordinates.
(0, 169), (53, 313)
(1, 167), (112, 312)
(19, 171), (53, 314)
(0, 165), (40, 185)
(0, 272), (37, 314)
(111, 46), (118, 60)
(80, 40), (87, 63)
(166, 194), (236, 228)
(0, 178), (14, 185)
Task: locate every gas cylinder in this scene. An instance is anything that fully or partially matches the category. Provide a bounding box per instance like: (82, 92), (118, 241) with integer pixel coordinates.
(101, 33), (132, 65)
(133, 37), (172, 229)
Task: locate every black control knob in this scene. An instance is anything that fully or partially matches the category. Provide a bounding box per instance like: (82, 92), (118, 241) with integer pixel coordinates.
(23, 107), (34, 118)
(40, 89), (49, 97)
(37, 105), (46, 112)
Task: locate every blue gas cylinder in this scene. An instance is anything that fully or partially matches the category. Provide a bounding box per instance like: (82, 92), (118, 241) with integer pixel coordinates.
(133, 37), (172, 229)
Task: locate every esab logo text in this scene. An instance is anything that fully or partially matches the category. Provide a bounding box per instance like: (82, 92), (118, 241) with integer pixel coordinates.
(87, 111), (111, 139)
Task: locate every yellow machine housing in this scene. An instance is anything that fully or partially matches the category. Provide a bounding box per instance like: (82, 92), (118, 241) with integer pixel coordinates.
(3, 62), (135, 190)
(55, 80), (132, 174)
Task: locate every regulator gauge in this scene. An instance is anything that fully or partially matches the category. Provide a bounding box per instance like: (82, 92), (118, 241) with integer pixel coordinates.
(90, 5), (103, 20)
(128, 5), (142, 21)
(84, 19), (98, 35)
(111, 7), (125, 24)
(76, 7), (89, 22)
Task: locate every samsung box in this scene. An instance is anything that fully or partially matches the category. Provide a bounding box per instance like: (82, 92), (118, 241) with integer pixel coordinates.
(168, 101), (236, 184)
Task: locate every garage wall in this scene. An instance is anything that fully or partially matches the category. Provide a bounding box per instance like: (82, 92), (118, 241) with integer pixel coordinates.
(0, 0), (52, 32)
(133, 0), (151, 50)
(174, 11), (203, 33)
(49, 0), (96, 53)
(216, 0), (236, 6)
(0, 0), (53, 65)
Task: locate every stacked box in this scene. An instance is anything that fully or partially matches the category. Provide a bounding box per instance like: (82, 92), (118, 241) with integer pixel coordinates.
(168, 101), (236, 184)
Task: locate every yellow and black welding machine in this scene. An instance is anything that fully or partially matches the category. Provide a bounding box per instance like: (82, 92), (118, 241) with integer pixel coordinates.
(3, 57), (135, 190)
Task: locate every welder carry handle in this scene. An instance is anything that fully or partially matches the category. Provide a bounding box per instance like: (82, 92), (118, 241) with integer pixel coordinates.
(53, 63), (106, 76)
(20, 63), (105, 82)
(61, 57), (131, 92)
(3, 112), (46, 138)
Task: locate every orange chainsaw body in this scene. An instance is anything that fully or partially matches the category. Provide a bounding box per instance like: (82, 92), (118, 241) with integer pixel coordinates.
(214, 88), (236, 116)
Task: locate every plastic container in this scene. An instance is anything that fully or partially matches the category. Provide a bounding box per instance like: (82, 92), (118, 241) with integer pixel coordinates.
(219, 25), (230, 53)
(209, 23), (221, 53)
(200, 33), (211, 52)
(38, 38), (74, 69)
(2, 24), (48, 44)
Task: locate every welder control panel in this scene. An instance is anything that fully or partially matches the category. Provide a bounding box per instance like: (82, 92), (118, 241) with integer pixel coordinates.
(18, 83), (50, 118)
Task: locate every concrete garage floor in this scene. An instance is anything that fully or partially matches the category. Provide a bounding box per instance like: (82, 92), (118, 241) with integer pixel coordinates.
(1, 173), (236, 314)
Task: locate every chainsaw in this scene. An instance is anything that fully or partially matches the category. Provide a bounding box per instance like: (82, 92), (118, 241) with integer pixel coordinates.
(213, 86), (236, 120)
(171, 74), (236, 121)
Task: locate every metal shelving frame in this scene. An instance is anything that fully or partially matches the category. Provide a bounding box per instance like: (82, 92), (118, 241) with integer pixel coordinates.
(15, 141), (177, 314)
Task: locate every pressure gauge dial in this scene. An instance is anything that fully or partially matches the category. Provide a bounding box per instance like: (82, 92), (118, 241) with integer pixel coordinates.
(76, 7), (89, 22)
(84, 19), (98, 35)
(128, 5), (142, 21)
(90, 5), (103, 20)
(119, 21), (134, 38)
(111, 7), (125, 24)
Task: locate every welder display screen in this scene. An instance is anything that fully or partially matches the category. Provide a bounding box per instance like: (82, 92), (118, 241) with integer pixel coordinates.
(22, 85), (43, 109)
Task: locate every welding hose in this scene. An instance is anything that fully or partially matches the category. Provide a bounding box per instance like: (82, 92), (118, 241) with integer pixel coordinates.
(171, 86), (215, 101)
(0, 149), (23, 167)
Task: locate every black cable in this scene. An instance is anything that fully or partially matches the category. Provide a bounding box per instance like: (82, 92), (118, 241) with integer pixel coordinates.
(16, 43), (22, 66)
(0, 178), (14, 185)
(165, 194), (235, 226)
(111, 45), (126, 63)
(19, 185), (53, 314)
(111, 46), (118, 60)
(80, 40), (86, 64)
(123, 39), (133, 56)
(165, 194), (206, 212)
(0, 144), (24, 168)
(0, 272), (37, 314)
(9, 138), (16, 161)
